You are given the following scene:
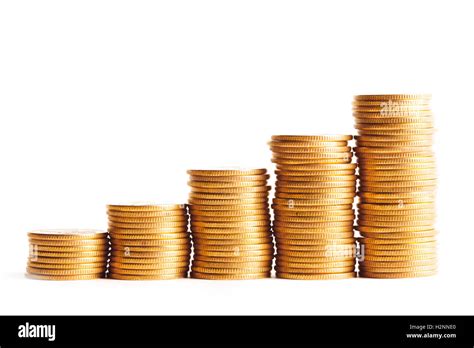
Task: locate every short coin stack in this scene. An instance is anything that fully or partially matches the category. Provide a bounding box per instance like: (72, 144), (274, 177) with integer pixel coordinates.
(269, 135), (357, 280)
(107, 204), (191, 280)
(354, 94), (437, 278)
(187, 169), (274, 280)
(27, 229), (108, 280)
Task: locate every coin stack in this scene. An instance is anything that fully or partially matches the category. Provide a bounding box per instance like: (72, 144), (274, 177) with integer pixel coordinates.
(269, 135), (357, 280)
(354, 94), (437, 278)
(27, 229), (108, 280)
(107, 204), (191, 280)
(187, 169), (274, 280)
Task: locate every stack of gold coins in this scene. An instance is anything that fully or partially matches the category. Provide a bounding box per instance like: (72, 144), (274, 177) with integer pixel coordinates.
(107, 204), (191, 280)
(269, 135), (357, 280)
(27, 229), (108, 280)
(187, 169), (274, 280)
(353, 94), (437, 278)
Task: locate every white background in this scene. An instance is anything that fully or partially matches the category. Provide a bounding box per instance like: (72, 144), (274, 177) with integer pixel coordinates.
(1, 0), (473, 315)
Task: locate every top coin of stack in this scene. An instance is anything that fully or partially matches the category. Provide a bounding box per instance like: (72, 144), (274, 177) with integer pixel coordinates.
(353, 94), (437, 278)
(187, 168), (274, 280)
(269, 135), (357, 280)
(107, 204), (191, 280)
(27, 229), (109, 280)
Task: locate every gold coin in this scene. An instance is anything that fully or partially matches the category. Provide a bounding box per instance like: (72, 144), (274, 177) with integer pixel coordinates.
(276, 181), (356, 188)
(272, 158), (351, 165)
(276, 170), (355, 176)
(360, 175), (437, 184)
(108, 273), (187, 280)
(362, 254), (436, 262)
(108, 227), (187, 234)
(110, 256), (190, 264)
(276, 174), (357, 182)
(276, 272), (355, 280)
(108, 215), (187, 223)
(360, 231), (437, 239)
(359, 270), (436, 278)
(357, 220), (434, 228)
(193, 238), (273, 247)
(110, 233), (189, 241)
(276, 260), (354, 268)
(359, 259), (436, 268)
(271, 135), (352, 142)
(188, 192), (269, 200)
(276, 265), (354, 274)
(193, 249), (274, 257)
(190, 220), (269, 228)
(187, 169), (267, 176)
(27, 261), (106, 269)
(189, 203), (269, 211)
(354, 94), (431, 101)
(26, 273), (104, 281)
(28, 251), (109, 258)
(28, 256), (108, 264)
(28, 229), (107, 241)
(188, 180), (268, 189)
(109, 232), (189, 240)
(271, 145), (351, 153)
(272, 204), (353, 212)
(111, 244), (190, 252)
(276, 235), (355, 243)
(274, 215), (354, 223)
(273, 198), (354, 206)
(191, 266), (271, 274)
(28, 238), (109, 246)
(358, 214), (435, 222)
(111, 239), (190, 248)
(359, 169), (436, 177)
(189, 208), (269, 217)
(357, 128), (435, 136)
(189, 174), (269, 182)
(192, 260), (271, 269)
(107, 204), (185, 212)
(110, 261), (190, 270)
(360, 264), (437, 274)
(359, 197), (435, 205)
(277, 255), (354, 263)
(272, 152), (352, 160)
(27, 267), (105, 276)
(193, 244), (273, 252)
(357, 235), (436, 244)
(274, 221), (354, 228)
(360, 242), (436, 251)
(191, 215), (270, 222)
(107, 210), (185, 218)
(193, 255), (274, 263)
(356, 140), (433, 148)
(277, 250), (354, 258)
(191, 226), (270, 234)
(108, 221), (187, 229)
(269, 140), (348, 148)
(274, 227), (354, 234)
(191, 232), (271, 240)
(359, 187), (436, 194)
(275, 192), (356, 200)
(362, 249), (436, 256)
(110, 267), (189, 276)
(355, 134), (433, 141)
(189, 186), (271, 194)
(110, 250), (190, 258)
(276, 163), (357, 171)
(357, 209), (435, 217)
(275, 209), (354, 217)
(189, 198), (269, 205)
(277, 244), (354, 252)
(29, 245), (110, 253)
(190, 271), (270, 280)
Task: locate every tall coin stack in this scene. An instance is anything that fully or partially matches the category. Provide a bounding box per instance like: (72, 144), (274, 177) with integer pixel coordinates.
(187, 169), (274, 280)
(354, 94), (437, 278)
(269, 135), (357, 280)
(27, 229), (108, 280)
(107, 204), (191, 280)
